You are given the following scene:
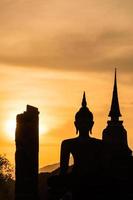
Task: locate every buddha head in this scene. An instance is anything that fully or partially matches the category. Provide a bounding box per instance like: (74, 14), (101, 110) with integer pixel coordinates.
(74, 92), (94, 135)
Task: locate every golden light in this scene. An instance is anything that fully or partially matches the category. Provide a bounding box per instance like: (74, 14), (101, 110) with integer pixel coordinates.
(4, 118), (48, 140)
(4, 119), (16, 141)
(39, 121), (48, 136)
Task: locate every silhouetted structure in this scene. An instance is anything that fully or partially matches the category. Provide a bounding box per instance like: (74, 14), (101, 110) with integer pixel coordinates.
(60, 92), (102, 176)
(102, 69), (132, 155)
(15, 105), (39, 200)
(48, 71), (133, 200)
(48, 93), (105, 200)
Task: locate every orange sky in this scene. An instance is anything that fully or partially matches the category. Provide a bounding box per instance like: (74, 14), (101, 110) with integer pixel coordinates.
(0, 0), (133, 168)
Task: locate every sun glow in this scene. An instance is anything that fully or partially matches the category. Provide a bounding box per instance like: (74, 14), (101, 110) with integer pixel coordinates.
(4, 118), (48, 141)
(5, 119), (16, 140)
(39, 122), (48, 136)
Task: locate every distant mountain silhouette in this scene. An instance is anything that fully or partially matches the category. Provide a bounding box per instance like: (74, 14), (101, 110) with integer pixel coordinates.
(40, 163), (60, 173)
(40, 156), (73, 173)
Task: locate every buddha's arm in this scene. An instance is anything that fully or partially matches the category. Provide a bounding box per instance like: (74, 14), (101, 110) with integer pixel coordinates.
(60, 140), (70, 175)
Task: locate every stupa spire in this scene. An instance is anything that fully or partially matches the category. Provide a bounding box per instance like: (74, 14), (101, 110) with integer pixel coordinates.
(82, 91), (87, 107)
(109, 68), (121, 121)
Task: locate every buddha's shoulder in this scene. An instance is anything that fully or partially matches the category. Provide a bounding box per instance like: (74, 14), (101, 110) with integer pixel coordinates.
(61, 137), (79, 145)
(61, 137), (102, 145)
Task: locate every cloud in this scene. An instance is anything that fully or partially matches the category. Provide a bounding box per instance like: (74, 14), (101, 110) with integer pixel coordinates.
(0, 0), (133, 74)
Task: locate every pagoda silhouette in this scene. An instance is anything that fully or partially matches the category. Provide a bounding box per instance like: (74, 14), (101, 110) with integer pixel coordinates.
(102, 69), (132, 156)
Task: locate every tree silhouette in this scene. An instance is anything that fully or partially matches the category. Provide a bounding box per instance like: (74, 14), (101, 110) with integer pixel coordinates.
(0, 154), (14, 200)
(0, 154), (13, 182)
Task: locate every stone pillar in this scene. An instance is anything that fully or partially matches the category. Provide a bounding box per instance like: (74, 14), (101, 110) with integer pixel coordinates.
(15, 105), (39, 200)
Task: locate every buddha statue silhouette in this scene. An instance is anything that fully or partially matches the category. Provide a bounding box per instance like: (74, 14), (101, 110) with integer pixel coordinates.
(60, 92), (102, 176)
(59, 92), (103, 199)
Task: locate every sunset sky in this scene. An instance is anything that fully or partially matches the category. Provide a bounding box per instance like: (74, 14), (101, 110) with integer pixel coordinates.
(0, 0), (133, 168)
